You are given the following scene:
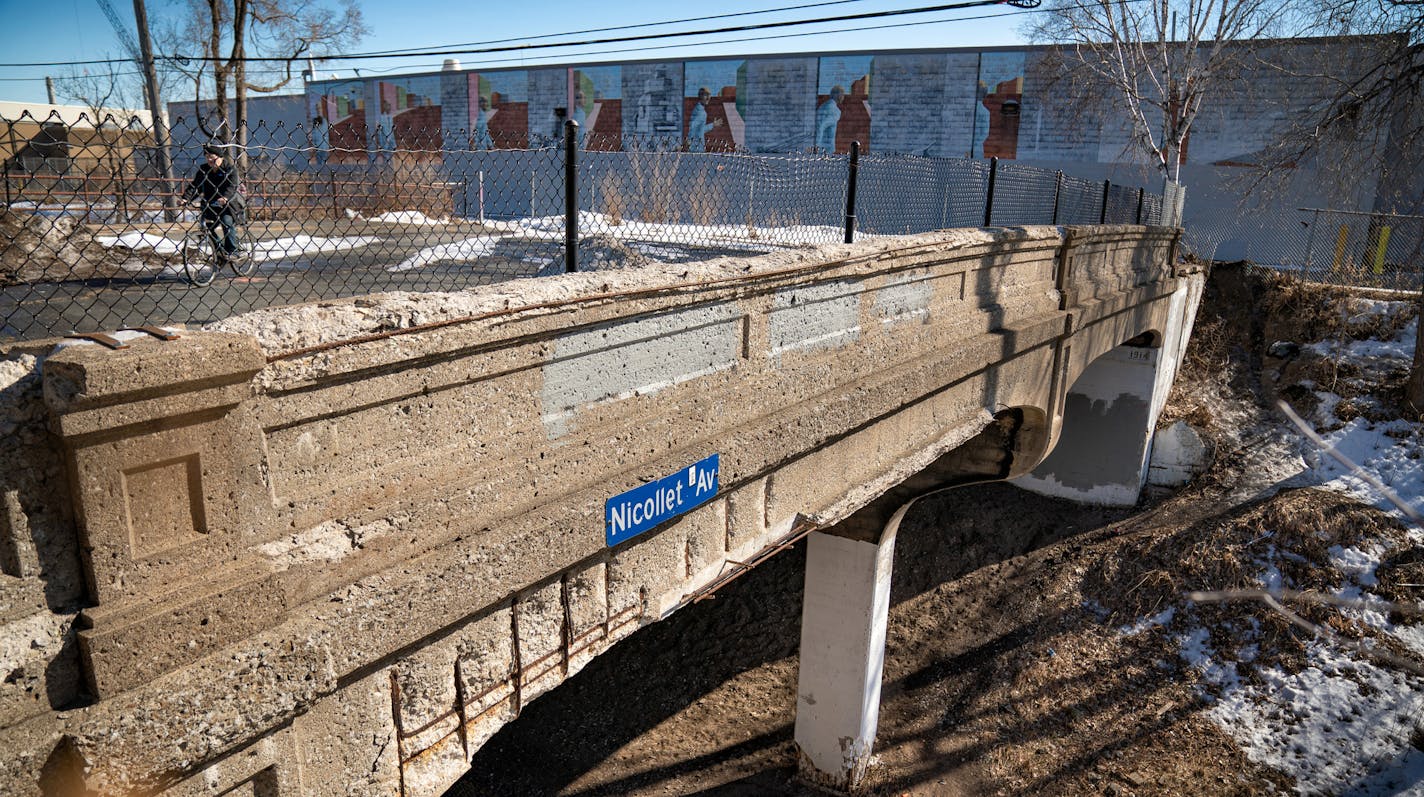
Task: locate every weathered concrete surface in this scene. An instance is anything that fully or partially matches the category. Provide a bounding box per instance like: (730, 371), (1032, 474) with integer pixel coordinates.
(1015, 263), (1203, 505)
(0, 224), (1196, 795)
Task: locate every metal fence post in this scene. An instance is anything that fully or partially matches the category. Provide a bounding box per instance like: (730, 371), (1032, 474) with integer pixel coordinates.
(117, 152), (128, 220)
(564, 119), (579, 273)
(983, 156), (999, 228)
(1135, 187), (1145, 225)
(1302, 208), (1320, 279)
(1099, 179), (1111, 224)
(844, 141), (860, 244)
(2, 120), (14, 206)
(1051, 170), (1063, 225)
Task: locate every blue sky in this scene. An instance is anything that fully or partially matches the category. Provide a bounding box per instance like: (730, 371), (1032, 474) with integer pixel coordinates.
(0, 0), (1033, 105)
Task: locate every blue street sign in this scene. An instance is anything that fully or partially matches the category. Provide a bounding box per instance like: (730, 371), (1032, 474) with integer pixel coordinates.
(605, 454), (720, 547)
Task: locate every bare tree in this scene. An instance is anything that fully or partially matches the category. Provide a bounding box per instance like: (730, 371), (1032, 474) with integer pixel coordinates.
(55, 59), (143, 121)
(1025, 0), (1293, 182)
(1254, 2), (1422, 198)
(1251, 1), (1423, 411)
(1030, 0), (1424, 411)
(170, 0), (365, 165)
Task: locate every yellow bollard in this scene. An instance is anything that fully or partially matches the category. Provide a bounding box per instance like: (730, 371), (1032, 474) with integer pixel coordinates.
(1331, 225), (1350, 274)
(1372, 225), (1391, 275)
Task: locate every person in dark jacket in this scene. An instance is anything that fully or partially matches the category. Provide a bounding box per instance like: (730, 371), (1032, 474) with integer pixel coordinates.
(182, 144), (244, 263)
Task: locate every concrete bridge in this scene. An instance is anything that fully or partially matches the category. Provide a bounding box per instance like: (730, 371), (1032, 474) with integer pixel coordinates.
(0, 224), (1200, 795)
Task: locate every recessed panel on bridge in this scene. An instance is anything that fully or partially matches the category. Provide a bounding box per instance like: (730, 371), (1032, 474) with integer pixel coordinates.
(605, 454), (720, 546)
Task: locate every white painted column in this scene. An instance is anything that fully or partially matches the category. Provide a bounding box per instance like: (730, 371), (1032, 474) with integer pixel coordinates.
(794, 528), (898, 791)
(1015, 281), (1197, 507)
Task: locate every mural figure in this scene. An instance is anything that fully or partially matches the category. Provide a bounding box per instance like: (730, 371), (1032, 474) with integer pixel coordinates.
(684, 60), (745, 151)
(474, 94), (492, 148)
(372, 93), (395, 162)
(572, 67), (621, 150)
(973, 53), (1025, 159)
(307, 81), (365, 164)
(815, 85), (844, 152)
(816, 55), (872, 154)
(624, 63), (681, 147)
(687, 88), (724, 152)
(467, 74), (496, 150)
(309, 116), (329, 165)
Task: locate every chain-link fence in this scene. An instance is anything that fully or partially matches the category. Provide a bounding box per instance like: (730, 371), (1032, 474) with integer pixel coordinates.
(1286, 209), (1424, 291)
(1185, 203), (1423, 292)
(2, 111), (1174, 342)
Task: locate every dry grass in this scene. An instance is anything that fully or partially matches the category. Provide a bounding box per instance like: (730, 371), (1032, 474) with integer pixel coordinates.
(1261, 270), (1417, 345)
(686, 168), (722, 226)
(362, 151), (455, 218)
(599, 171), (626, 226)
(629, 150), (681, 224)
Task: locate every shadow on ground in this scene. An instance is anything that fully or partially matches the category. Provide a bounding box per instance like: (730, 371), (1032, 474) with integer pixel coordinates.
(450, 482), (1137, 796)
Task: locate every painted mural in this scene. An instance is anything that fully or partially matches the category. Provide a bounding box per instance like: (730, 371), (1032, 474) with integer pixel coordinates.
(370, 76), (442, 161)
(305, 49), (1046, 160)
(517, 69), (571, 147)
(973, 52), (1025, 159)
(573, 66), (621, 150)
(683, 60), (745, 152)
(743, 58), (815, 153)
(308, 81), (365, 164)
(622, 62), (682, 145)
(817, 55), (872, 154)
(468, 71), (529, 149)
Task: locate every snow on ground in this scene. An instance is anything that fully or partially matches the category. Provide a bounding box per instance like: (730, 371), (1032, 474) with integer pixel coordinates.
(94, 232), (184, 255)
(245, 235), (380, 263)
(389, 237), (500, 272)
(1185, 631), (1424, 796)
(1303, 314), (1422, 521)
(1168, 298), (1424, 795)
(88, 210), (861, 275)
(385, 212), (857, 273)
(357, 210), (449, 225)
(96, 231), (379, 262)
(549, 210), (859, 247)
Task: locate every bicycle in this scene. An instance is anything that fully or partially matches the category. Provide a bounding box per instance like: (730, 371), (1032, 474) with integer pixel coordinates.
(179, 209), (256, 286)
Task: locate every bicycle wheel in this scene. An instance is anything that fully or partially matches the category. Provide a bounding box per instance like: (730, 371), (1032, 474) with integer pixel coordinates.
(228, 241), (257, 277)
(180, 231), (218, 286)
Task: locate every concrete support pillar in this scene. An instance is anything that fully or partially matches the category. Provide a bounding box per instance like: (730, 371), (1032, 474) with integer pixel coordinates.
(794, 525), (898, 791)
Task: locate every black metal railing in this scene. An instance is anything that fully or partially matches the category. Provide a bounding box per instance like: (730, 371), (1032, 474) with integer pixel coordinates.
(2, 111), (1175, 341)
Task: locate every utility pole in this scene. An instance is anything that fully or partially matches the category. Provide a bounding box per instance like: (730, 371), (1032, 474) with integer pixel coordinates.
(131, 0), (177, 220)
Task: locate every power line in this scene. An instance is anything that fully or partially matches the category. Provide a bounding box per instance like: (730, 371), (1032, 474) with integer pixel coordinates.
(0, 0), (1074, 79)
(0, 55), (134, 69)
(321, 6), (1071, 77)
(164, 0), (1041, 64)
(0, 0), (984, 69)
(353, 0), (876, 57)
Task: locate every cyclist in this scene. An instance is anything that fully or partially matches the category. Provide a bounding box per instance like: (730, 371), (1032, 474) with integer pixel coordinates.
(182, 143), (245, 266)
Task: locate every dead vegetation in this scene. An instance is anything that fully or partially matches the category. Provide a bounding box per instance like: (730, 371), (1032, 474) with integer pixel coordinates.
(0, 207), (163, 284)
(598, 171), (626, 226)
(628, 150), (681, 224)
